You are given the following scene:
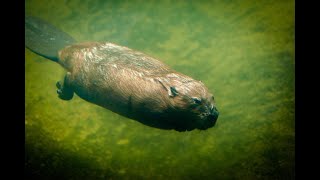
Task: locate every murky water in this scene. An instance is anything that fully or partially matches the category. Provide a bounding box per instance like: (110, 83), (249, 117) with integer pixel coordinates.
(25, 0), (294, 179)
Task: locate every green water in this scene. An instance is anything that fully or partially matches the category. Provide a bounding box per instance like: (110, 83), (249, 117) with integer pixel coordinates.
(25, 0), (295, 179)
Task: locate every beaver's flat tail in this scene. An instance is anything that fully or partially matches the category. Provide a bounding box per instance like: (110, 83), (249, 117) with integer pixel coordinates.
(25, 16), (76, 62)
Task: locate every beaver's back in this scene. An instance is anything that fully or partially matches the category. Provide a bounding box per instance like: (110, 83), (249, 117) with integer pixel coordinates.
(59, 42), (172, 75)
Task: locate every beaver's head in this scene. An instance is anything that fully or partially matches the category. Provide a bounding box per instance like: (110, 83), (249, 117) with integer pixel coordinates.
(158, 73), (219, 131)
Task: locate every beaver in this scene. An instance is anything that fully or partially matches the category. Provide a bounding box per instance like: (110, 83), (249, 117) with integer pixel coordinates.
(25, 16), (219, 131)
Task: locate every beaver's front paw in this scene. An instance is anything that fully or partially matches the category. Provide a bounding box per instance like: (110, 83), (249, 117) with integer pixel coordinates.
(56, 81), (74, 100)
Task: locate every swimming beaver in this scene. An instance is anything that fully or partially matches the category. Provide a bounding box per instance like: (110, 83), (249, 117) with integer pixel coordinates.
(25, 16), (219, 131)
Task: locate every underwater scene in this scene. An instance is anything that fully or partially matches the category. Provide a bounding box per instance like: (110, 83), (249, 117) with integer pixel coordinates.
(25, 0), (295, 179)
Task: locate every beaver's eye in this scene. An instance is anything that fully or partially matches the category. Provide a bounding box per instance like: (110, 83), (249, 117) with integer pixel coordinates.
(192, 97), (202, 104)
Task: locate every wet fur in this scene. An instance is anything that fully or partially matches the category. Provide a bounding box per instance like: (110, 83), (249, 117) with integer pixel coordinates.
(58, 42), (218, 131)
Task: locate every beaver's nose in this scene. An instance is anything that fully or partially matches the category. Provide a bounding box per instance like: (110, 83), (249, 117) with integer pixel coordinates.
(208, 106), (219, 126)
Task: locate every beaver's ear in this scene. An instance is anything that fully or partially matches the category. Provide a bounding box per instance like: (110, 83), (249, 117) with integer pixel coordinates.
(157, 78), (179, 97)
(169, 86), (179, 97)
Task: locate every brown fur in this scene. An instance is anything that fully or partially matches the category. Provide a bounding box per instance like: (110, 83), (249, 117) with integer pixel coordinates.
(57, 42), (219, 131)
